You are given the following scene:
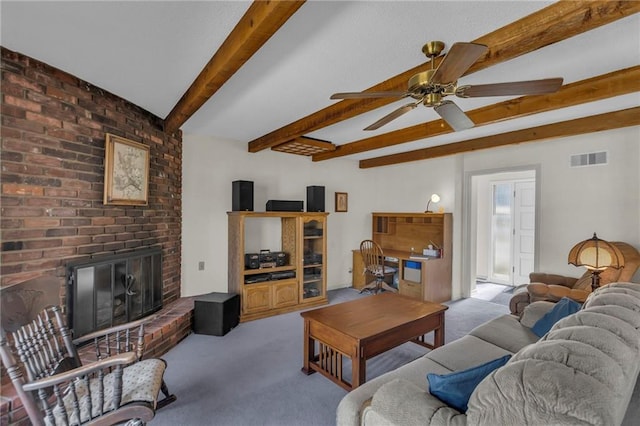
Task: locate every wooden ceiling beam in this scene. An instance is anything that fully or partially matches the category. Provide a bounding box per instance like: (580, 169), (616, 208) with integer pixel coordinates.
(164, 0), (305, 133)
(248, 1), (640, 153)
(358, 107), (640, 169)
(313, 66), (640, 161)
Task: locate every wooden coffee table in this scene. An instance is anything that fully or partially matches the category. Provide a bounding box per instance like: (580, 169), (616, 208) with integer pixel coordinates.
(301, 293), (447, 391)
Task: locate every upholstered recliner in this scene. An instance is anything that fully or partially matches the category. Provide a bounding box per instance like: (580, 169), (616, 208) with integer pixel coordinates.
(510, 241), (640, 315)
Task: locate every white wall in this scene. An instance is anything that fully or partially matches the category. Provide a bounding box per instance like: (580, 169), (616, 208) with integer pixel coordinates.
(462, 126), (640, 283)
(181, 134), (364, 296)
(182, 126), (640, 298)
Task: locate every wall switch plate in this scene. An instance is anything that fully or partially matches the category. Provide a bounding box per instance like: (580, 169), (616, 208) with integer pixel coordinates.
(198, 261), (205, 271)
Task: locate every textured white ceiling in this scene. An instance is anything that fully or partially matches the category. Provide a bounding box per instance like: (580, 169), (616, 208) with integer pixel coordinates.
(2, 1), (639, 162)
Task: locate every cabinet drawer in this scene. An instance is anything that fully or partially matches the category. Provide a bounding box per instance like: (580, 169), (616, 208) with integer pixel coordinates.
(399, 280), (422, 300)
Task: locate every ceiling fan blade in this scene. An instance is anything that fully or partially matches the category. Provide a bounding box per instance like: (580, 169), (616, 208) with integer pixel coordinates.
(330, 91), (407, 100)
(434, 100), (474, 131)
(364, 101), (420, 131)
(456, 78), (564, 97)
(430, 42), (488, 85)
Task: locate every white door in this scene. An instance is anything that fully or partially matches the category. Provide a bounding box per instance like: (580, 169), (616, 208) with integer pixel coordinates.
(513, 181), (536, 285)
(489, 179), (535, 286)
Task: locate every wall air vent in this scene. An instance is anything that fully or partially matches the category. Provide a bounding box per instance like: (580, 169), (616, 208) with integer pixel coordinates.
(570, 151), (607, 167)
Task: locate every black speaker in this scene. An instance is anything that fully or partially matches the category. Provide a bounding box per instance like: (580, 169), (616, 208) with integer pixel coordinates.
(306, 186), (325, 212)
(232, 180), (253, 211)
(193, 292), (240, 336)
(244, 253), (260, 269)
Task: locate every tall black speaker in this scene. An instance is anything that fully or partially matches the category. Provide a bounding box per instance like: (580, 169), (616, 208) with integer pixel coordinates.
(306, 185), (325, 212)
(232, 180), (253, 211)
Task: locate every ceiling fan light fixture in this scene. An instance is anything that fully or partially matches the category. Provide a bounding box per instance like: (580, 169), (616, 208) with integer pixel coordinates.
(423, 92), (442, 107)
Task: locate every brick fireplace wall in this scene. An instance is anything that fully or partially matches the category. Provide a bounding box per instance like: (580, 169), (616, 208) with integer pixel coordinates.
(0, 47), (182, 304)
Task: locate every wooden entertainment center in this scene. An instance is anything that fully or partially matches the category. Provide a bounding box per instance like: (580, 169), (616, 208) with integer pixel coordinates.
(353, 212), (452, 303)
(228, 211), (328, 322)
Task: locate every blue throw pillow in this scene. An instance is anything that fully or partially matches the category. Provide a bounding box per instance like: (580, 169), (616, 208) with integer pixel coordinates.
(531, 297), (582, 337)
(427, 354), (511, 412)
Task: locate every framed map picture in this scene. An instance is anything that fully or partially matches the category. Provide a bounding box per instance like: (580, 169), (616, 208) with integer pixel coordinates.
(103, 134), (150, 206)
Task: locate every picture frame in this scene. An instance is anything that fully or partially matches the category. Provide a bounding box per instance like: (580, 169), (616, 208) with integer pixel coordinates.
(335, 192), (348, 212)
(103, 133), (150, 206)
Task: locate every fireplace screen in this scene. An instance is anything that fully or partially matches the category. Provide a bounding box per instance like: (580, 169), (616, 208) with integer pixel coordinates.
(67, 248), (162, 339)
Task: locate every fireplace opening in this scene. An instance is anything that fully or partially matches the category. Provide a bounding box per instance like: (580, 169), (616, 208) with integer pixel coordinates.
(66, 248), (163, 339)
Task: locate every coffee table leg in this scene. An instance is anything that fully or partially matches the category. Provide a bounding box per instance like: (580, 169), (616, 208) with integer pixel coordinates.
(352, 349), (366, 389)
(302, 319), (315, 375)
(434, 315), (445, 347)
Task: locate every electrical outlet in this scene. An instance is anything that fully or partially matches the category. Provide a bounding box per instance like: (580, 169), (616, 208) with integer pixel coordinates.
(198, 261), (205, 271)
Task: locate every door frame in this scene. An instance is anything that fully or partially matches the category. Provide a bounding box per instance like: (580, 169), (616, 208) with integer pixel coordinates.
(461, 165), (541, 298)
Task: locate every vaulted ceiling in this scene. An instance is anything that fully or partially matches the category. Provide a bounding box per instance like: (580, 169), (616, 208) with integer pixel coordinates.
(2, 1), (639, 168)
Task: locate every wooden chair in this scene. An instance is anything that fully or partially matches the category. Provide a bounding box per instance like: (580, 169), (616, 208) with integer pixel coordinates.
(359, 240), (398, 294)
(0, 305), (175, 425)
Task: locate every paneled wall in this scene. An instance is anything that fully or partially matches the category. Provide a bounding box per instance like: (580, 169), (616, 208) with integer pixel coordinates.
(0, 48), (182, 304)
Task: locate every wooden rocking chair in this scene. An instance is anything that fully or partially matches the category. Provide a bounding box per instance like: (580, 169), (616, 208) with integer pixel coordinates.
(0, 305), (175, 425)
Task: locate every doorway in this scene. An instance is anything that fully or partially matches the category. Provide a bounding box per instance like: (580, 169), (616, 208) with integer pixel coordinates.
(465, 167), (539, 301)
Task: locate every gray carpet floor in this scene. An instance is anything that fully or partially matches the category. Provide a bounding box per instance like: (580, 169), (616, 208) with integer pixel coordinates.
(151, 288), (509, 426)
(472, 282), (515, 306)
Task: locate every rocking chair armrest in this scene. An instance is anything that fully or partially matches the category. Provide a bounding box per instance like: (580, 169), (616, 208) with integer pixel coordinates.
(22, 352), (137, 392)
(72, 315), (157, 346)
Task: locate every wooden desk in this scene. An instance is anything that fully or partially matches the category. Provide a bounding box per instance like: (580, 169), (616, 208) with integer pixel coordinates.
(353, 212), (452, 303)
(353, 249), (451, 302)
(301, 293), (447, 391)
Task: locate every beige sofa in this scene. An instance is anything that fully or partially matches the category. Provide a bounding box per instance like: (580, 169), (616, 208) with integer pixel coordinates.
(337, 282), (640, 426)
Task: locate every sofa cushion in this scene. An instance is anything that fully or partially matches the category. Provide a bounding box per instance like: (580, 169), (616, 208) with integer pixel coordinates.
(584, 292), (640, 313)
(531, 297), (581, 337)
(553, 311), (640, 351)
(467, 355), (627, 426)
(427, 355), (511, 412)
(336, 357), (451, 426)
(584, 305), (640, 330)
(363, 379), (466, 426)
(426, 335), (512, 372)
(519, 300), (555, 328)
(468, 314), (539, 353)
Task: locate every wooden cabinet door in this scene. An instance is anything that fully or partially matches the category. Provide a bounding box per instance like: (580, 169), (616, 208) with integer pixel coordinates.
(273, 280), (298, 308)
(243, 284), (271, 314)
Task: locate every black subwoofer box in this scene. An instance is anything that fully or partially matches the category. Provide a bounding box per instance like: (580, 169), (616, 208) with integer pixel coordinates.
(232, 180), (253, 211)
(193, 292), (240, 336)
(306, 185), (325, 212)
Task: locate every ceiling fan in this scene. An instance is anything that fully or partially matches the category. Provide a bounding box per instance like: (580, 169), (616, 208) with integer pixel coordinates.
(330, 41), (563, 132)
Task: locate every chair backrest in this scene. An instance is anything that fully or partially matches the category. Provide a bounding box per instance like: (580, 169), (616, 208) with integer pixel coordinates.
(0, 305), (81, 424)
(360, 239), (385, 276)
(1, 306), (80, 381)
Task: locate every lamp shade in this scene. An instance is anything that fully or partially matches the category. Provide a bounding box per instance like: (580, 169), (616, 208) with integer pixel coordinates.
(568, 233), (624, 271)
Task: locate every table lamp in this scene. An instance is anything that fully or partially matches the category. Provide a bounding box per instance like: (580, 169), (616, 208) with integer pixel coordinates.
(567, 232), (624, 292)
(425, 193), (440, 213)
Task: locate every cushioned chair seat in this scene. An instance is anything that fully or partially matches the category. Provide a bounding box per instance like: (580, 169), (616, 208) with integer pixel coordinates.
(54, 358), (167, 424)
